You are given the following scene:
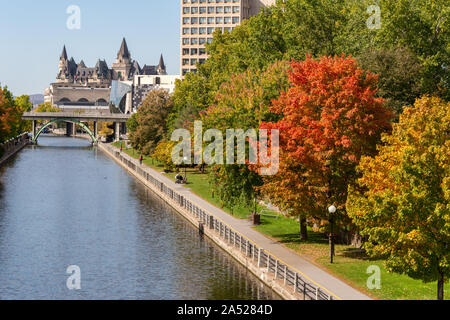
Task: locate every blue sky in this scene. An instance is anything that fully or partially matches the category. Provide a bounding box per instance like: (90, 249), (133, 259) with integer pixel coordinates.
(0, 0), (180, 96)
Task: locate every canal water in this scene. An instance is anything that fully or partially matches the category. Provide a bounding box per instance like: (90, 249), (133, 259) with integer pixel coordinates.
(0, 136), (279, 300)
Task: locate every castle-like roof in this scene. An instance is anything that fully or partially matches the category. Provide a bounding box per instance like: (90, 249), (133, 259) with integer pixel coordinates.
(68, 57), (77, 76)
(117, 38), (130, 59)
(57, 40), (167, 82)
(131, 60), (141, 75)
(95, 59), (110, 78)
(61, 45), (68, 60)
(158, 54), (166, 70)
(140, 65), (157, 75)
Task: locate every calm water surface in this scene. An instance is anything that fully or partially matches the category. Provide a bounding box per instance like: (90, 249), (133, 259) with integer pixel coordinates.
(0, 136), (279, 300)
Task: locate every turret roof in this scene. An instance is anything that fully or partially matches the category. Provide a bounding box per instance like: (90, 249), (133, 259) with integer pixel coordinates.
(117, 38), (130, 59)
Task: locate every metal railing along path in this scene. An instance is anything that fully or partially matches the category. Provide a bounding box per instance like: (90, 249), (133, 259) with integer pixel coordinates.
(0, 133), (30, 164)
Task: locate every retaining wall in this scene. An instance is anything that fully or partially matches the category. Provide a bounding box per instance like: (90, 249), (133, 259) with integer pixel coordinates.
(0, 133), (30, 166)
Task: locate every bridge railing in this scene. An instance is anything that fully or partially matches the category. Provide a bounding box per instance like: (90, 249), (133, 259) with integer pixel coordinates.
(106, 144), (339, 301)
(22, 112), (131, 121)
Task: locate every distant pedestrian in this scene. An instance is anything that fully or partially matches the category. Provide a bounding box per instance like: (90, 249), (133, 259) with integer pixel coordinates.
(120, 143), (123, 152)
(139, 155), (143, 165)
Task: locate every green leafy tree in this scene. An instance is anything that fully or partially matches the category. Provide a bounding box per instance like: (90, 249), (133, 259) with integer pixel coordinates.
(168, 72), (213, 133)
(201, 61), (291, 211)
(34, 102), (62, 113)
(357, 46), (423, 117)
(369, 0), (450, 100)
(129, 89), (174, 155)
(347, 96), (450, 300)
(15, 95), (33, 133)
(126, 113), (138, 133)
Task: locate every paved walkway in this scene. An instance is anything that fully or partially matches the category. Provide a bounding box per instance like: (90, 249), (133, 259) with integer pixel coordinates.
(104, 143), (372, 300)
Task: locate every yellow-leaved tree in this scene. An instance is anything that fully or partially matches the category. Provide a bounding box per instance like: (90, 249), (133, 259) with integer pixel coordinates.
(152, 140), (176, 171)
(347, 96), (450, 300)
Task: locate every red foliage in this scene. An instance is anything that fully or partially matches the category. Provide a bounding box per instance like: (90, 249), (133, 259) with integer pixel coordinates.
(259, 55), (393, 221)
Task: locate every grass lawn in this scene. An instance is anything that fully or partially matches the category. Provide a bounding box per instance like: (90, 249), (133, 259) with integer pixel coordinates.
(255, 216), (449, 300)
(110, 142), (448, 300)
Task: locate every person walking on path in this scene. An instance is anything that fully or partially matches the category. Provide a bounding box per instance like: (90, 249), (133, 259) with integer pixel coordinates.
(139, 155), (143, 165)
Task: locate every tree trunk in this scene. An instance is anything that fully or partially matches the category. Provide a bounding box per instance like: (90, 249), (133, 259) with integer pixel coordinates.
(438, 270), (444, 300)
(299, 217), (308, 241)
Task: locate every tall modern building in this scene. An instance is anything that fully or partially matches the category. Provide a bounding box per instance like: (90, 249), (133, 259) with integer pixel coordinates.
(180, 0), (276, 76)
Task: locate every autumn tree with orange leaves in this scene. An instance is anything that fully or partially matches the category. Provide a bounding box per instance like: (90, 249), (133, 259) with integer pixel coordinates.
(258, 55), (393, 240)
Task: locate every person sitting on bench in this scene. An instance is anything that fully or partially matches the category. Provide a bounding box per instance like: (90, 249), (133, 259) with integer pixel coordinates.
(175, 174), (184, 184)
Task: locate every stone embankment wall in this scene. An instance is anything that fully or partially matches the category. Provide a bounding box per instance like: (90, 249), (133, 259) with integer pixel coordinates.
(0, 133), (30, 166)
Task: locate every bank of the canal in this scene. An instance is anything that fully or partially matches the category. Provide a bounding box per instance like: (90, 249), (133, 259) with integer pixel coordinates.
(0, 136), (279, 300)
(0, 133), (29, 166)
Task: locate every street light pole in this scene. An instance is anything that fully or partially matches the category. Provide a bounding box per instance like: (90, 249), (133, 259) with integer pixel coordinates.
(328, 205), (336, 264)
(183, 156), (188, 181)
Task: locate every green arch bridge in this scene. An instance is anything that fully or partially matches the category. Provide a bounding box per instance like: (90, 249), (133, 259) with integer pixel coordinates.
(22, 112), (131, 144)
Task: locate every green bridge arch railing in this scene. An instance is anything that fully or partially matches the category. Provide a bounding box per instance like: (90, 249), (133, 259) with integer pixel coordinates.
(33, 119), (98, 144)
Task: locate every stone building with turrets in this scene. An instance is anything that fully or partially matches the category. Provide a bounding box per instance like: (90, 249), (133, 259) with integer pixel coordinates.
(45, 38), (169, 112)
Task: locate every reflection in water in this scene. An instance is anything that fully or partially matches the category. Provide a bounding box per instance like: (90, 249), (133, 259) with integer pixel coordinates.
(0, 136), (279, 300)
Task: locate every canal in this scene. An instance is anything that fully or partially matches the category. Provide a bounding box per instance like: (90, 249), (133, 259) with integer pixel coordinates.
(0, 136), (279, 300)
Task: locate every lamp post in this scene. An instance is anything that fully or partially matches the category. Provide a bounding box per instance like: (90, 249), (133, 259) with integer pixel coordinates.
(328, 205), (337, 264)
(183, 156), (188, 181)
